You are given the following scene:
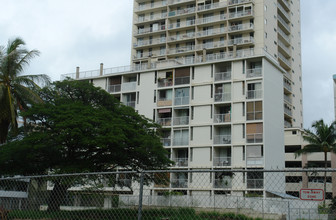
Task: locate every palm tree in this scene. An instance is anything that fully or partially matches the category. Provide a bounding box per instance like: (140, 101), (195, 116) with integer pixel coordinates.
(0, 37), (50, 144)
(295, 119), (336, 205)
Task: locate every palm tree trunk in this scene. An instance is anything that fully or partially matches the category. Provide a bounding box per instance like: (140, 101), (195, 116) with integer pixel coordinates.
(324, 151), (327, 206)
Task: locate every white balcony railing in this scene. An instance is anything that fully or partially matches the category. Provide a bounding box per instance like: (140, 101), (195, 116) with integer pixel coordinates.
(124, 101), (136, 108)
(246, 133), (263, 143)
(284, 107), (293, 116)
(168, 7), (195, 17)
(167, 33), (195, 42)
(227, 37), (254, 46)
(174, 96), (189, 105)
(158, 78), (173, 87)
(169, 0), (194, 5)
(136, 1), (167, 12)
(134, 38), (166, 48)
(161, 138), (171, 147)
(278, 15), (290, 32)
(278, 28), (290, 44)
(214, 92), (231, 102)
(213, 157), (231, 166)
(278, 52), (291, 67)
(121, 82), (137, 92)
(284, 95), (292, 104)
(172, 158), (188, 167)
(214, 113), (231, 123)
(215, 71), (231, 81)
(136, 25), (166, 35)
(228, 23), (254, 32)
(169, 20), (195, 30)
(196, 42), (225, 50)
(168, 46), (195, 55)
(246, 68), (262, 78)
(174, 116), (189, 125)
(277, 3), (290, 19)
(229, 0), (254, 5)
(157, 118), (172, 126)
(246, 157), (264, 166)
(197, 14), (226, 25)
(214, 135), (231, 145)
(214, 178), (232, 188)
(137, 14), (167, 23)
(108, 84), (121, 93)
(171, 179), (188, 188)
(247, 179), (263, 189)
(278, 40), (291, 55)
(175, 76), (190, 85)
(198, 1), (227, 12)
(173, 137), (189, 146)
(283, 81), (292, 92)
(247, 90), (262, 99)
(229, 10), (252, 19)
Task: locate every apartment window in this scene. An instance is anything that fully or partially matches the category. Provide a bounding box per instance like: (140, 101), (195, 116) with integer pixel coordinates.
(160, 34), (166, 43)
(191, 106), (194, 120)
(243, 124), (245, 138)
(210, 85), (213, 98)
(264, 19), (267, 24)
(137, 92), (139, 104)
(264, 5), (267, 11)
(149, 48), (153, 56)
(242, 102), (245, 116)
(162, 0), (167, 6)
(160, 46), (166, 55)
(210, 146), (212, 161)
(139, 14), (145, 22)
(137, 73), (140, 85)
(190, 127), (193, 140)
(192, 67), (195, 80)
(190, 148), (193, 162)
(247, 101), (262, 120)
(247, 82), (262, 99)
(264, 32), (267, 39)
(151, 0), (154, 7)
(154, 90), (156, 102)
(161, 10), (167, 18)
(246, 123), (263, 143)
(150, 12), (154, 20)
(191, 86), (194, 100)
(243, 146), (245, 161)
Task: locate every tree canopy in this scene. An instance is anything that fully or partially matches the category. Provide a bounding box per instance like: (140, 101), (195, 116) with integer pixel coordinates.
(0, 79), (172, 175)
(0, 37), (50, 143)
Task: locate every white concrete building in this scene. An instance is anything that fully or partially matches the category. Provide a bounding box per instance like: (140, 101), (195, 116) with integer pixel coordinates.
(61, 0), (302, 197)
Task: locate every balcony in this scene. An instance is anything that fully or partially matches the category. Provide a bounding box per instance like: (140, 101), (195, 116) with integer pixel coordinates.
(168, 20), (195, 30)
(284, 95), (292, 104)
(246, 133), (263, 143)
(196, 14), (226, 25)
(168, 46), (195, 55)
(197, 2), (227, 12)
(161, 138), (171, 147)
(136, 14), (167, 24)
(172, 158), (188, 167)
(228, 0), (254, 6)
(122, 82), (137, 92)
(228, 23), (254, 32)
(167, 33), (195, 42)
(196, 42), (226, 50)
(124, 101), (136, 108)
(229, 10), (253, 19)
(168, 7), (195, 17)
(278, 0), (290, 11)
(173, 137), (189, 146)
(108, 84), (121, 93)
(246, 157), (263, 166)
(214, 93), (231, 102)
(214, 178), (232, 188)
(158, 78), (173, 87)
(134, 38), (166, 48)
(278, 40), (291, 57)
(157, 98), (173, 107)
(246, 68), (262, 78)
(247, 179), (263, 189)
(278, 15), (290, 34)
(174, 116), (189, 125)
(284, 106), (293, 117)
(136, 2), (167, 12)
(214, 113), (231, 123)
(227, 37), (254, 46)
(278, 28), (290, 46)
(171, 179), (188, 188)
(213, 157), (231, 166)
(214, 135), (231, 145)
(284, 120), (292, 128)
(169, 0), (194, 5)
(157, 117), (172, 126)
(174, 96), (189, 105)
(278, 52), (291, 70)
(175, 76), (190, 85)
(277, 3), (290, 22)
(283, 81), (292, 92)
(135, 25), (166, 36)
(215, 71), (231, 81)
(246, 90), (262, 99)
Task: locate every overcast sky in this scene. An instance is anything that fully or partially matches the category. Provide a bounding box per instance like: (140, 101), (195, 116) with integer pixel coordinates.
(0, 0), (334, 128)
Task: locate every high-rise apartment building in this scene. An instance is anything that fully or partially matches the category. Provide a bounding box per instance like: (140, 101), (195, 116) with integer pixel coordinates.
(62, 0), (302, 197)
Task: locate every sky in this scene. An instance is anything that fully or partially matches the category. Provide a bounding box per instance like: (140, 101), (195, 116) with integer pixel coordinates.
(0, 0), (334, 128)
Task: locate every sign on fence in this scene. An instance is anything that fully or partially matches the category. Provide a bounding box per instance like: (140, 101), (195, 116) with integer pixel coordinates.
(300, 189), (324, 201)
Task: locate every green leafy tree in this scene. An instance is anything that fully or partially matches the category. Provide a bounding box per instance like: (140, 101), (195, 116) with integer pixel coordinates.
(0, 79), (172, 210)
(0, 37), (50, 143)
(295, 119), (336, 204)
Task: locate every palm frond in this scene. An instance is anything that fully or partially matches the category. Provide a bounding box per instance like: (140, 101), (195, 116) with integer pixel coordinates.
(13, 84), (43, 105)
(15, 74), (51, 88)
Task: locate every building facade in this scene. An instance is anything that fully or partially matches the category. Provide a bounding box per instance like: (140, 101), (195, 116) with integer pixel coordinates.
(62, 0), (302, 197)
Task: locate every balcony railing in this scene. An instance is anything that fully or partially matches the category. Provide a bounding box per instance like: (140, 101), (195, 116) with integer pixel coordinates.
(229, 10), (253, 19)
(197, 14), (226, 25)
(284, 120), (292, 128)
(158, 78), (173, 87)
(246, 157), (263, 166)
(157, 98), (173, 107)
(213, 157), (231, 166)
(229, 0), (254, 5)
(277, 3), (290, 20)
(215, 71), (231, 81)
(124, 101), (136, 108)
(161, 138), (171, 147)
(246, 111), (262, 121)
(246, 68), (262, 78)
(171, 179), (188, 188)
(214, 135), (231, 145)
(122, 82), (137, 92)
(134, 38), (166, 48)
(174, 116), (189, 125)
(197, 2), (227, 12)
(214, 92), (231, 102)
(168, 7), (195, 17)
(278, 0), (290, 11)
(172, 158), (188, 167)
(197, 27), (226, 38)
(167, 33), (195, 42)
(283, 81), (292, 92)
(157, 117), (172, 126)
(174, 96), (189, 105)
(247, 179), (263, 189)
(284, 107), (292, 117)
(137, 14), (167, 23)
(136, 2), (167, 12)
(169, 0), (194, 5)
(136, 25), (166, 35)
(247, 90), (262, 99)
(227, 37), (254, 46)
(278, 40), (291, 56)
(278, 15), (290, 33)
(168, 20), (195, 30)
(228, 23), (254, 32)
(108, 84), (121, 93)
(278, 28), (290, 45)
(214, 113), (231, 123)
(173, 137), (189, 146)
(175, 76), (190, 85)
(284, 95), (292, 104)
(168, 46), (195, 55)
(214, 178), (232, 188)
(246, 133), (263, 143)
(196, 42), (226, 50)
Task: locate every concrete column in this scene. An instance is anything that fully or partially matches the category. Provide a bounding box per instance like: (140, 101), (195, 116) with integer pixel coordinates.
(302, 154), (308, 188)
(147, 58), (152, 69)
(202, 48), (206, 62)
(100, 63), (104, 76)
(76, 67), (80, 79)
(233, 45), (237, 58)
(331, 153), (336, 197)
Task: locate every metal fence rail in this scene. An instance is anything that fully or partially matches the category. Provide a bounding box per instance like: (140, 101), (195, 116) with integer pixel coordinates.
(0, 169), (335, 219)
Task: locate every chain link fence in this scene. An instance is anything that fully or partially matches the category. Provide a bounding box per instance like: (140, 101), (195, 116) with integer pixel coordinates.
(0, 169), (335, 219)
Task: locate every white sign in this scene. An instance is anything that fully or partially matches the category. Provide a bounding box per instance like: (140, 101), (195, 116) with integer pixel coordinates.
(300, 189), (324, 201)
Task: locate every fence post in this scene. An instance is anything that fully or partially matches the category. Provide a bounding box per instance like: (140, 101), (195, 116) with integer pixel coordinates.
(137, 172), (144, 220)
(287, 201), (290, 220)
